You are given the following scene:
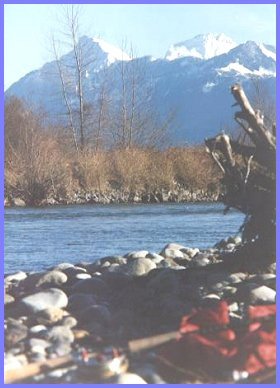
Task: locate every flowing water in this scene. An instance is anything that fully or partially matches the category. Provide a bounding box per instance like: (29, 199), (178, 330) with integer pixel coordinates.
(4, 202), (244, 273)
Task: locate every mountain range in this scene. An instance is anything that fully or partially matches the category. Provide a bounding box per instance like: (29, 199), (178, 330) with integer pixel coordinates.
(6, 33), (276, 144)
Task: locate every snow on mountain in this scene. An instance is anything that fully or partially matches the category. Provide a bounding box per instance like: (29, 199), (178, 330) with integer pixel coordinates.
(165, 33), (237, 60)
(217, 62), (275, 77)
(6, 34), (276, 144)
(90, 37), (131, 64)
(258, 43), (276, 61)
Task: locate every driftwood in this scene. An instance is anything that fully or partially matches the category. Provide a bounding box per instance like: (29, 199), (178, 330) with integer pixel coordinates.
(205, 84), (276, 272)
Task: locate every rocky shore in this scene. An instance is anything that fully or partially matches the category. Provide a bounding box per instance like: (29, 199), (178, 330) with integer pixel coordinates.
(4, 237), (276, 384)
(5, 187), (219, 207)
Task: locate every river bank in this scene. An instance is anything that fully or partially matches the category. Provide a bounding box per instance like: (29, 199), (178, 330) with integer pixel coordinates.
(5, 187), (219, 208)
(4, 237), (276, 384)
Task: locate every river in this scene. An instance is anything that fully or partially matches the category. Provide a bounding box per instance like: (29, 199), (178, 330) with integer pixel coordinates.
(4, 202), (244, 273)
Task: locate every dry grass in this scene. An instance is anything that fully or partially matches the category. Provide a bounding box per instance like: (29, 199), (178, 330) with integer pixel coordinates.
(4, 97), (221, 204)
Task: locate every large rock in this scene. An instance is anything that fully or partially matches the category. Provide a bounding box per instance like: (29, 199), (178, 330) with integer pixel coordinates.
(99, 256), (127, 266)
(5, 271), (27, 283)
(78, 304), (111, 326)
(71, 277), (109, 296)
(125, 251), (149, 259)
(160, 243), (186, 259)
(36, 271), (68, 288)
(148, 268), (180, 295)
(121, 258), (157, 276)
(62, 266), (87, 278)
(20, 288), (68, 313)
(180, 247), (199, 258)
(53, 263), (75, 271)
(146, 253), (164, 264)
(248, 285), (276, 304)
(236, 283), (276, 304)
(100, 272), (132, 290)
(18, 270), (67, 290)
(68, 293), (97, 312)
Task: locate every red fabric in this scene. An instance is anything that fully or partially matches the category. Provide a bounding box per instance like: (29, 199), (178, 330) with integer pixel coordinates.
(160, 302), (276, 378)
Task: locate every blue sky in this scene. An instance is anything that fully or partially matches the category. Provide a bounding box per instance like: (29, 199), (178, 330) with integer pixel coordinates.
(4, 3), (276, 90)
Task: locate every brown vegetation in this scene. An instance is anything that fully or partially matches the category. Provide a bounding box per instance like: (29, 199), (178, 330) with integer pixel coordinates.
(4, 97), (221, 206)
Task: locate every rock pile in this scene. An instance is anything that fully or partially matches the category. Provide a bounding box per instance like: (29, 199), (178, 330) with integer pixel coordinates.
(4, 237), (276, 383)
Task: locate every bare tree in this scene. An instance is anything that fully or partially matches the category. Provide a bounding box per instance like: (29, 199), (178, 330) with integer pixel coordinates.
(52, 36), (78, 152)
(52, 5), (94, 151)
(109, 45), (171, 149)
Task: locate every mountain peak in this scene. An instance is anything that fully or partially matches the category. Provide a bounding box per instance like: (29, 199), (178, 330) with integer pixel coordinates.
(78, 35), (131, 65)
(165, 33), (237, 61)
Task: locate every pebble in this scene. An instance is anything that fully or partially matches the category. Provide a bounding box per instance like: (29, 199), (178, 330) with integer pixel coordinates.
(46, 325), (74, 344)
(226, 243), (236, 251)
(29, 338), (51, 350)
(48, 343), (72, 356)
(72, 329), (90, 340)
(75, 273), (91, 280)
(202, 293), (221, 300)
(29, 325), (47, 335)
(35, 307), (66, 325)
(29, 353), (46, 363)
(5, 320), (28, 348)
(5, 354), (28, 371)
(61, 316), (77, 328)
(5, 294), (15, 305)
(53, 263), (75, 271)
(21, 288), (68, 313)
(111, 373), (148, 384)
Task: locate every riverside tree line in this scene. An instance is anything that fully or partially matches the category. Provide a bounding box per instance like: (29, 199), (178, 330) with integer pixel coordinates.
(4, 96), (220, 206)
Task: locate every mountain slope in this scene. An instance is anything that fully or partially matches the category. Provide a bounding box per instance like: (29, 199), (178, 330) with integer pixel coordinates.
(6, 34), (276, 144)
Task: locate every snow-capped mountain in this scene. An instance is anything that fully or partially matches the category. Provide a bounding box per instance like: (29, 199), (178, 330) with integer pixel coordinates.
(165, 33), (237, 60)
(6, 34), (276, 144)
(78, 36), (131, 68)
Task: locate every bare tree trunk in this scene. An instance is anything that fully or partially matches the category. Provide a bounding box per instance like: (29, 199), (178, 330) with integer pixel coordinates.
(128, 46), (136, 148)
(52, 36), (79, 153)
(67, 5), (85, 150)
(95, 83), (106, 152)
(120, 57), (127, 148)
